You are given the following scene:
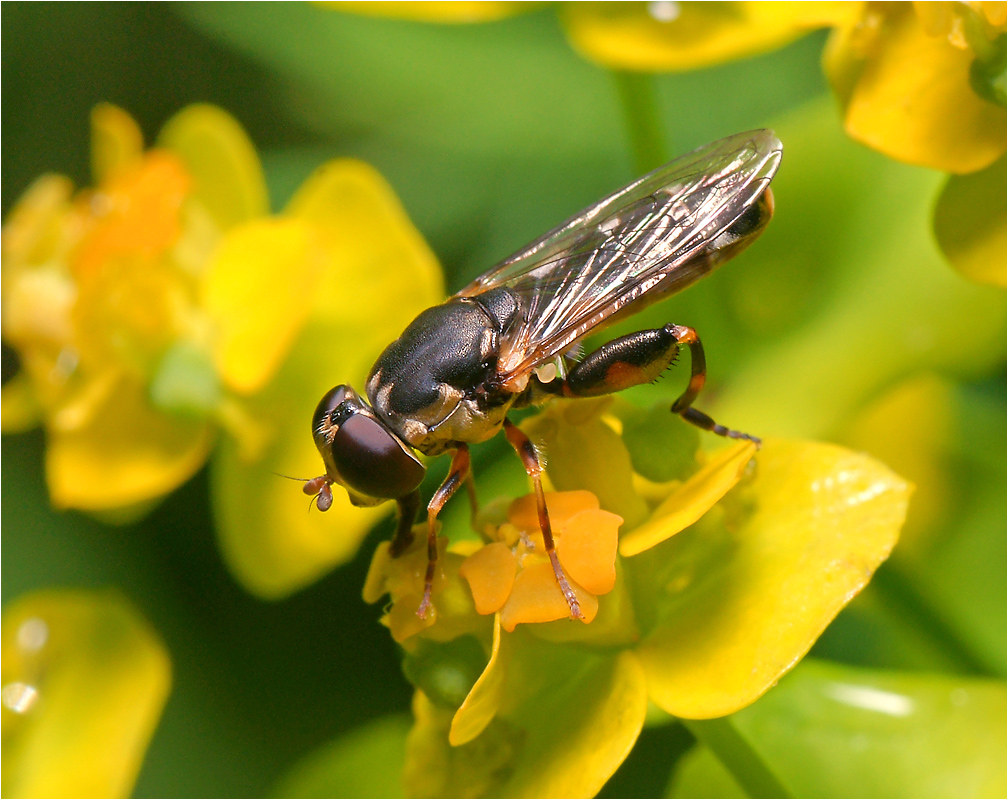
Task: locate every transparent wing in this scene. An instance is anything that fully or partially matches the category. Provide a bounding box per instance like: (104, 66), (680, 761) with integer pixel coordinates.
(456, 129), (782, 381)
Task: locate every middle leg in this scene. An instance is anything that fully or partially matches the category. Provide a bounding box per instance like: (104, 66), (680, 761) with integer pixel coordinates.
(503, 418), (583, 621)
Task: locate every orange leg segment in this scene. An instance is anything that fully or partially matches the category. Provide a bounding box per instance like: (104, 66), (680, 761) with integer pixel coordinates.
(668, 325), (760, 446)
(502, 418), (583, 621)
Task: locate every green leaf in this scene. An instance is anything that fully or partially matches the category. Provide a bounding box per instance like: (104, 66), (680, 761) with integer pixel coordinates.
(275, 715), (411, 799)
(969, 34), (1007, 107)
(835, 375), (1007, 675)
(900, 386), (1008, 674)
(149, 340), (221, 417)
(934, 156), (1007, 288)
(402, 636), (488, 711)
(707, 98), (1006, 441)
(669, 660), (1008, 798)
(619, 402), (700, 483)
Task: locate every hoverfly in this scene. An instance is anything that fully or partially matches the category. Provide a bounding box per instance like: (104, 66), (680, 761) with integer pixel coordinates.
(305, 130), (782, 621)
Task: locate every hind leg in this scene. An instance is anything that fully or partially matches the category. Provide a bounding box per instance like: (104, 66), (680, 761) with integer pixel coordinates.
(547, 324), (760, 445)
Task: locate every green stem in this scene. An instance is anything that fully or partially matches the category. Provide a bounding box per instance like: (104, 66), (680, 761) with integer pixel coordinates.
(682, 717), (791, 799)
(612, 71), (668, 174)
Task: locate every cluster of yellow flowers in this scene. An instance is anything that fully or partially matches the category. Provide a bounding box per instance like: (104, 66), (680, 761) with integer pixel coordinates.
(2, 3), (1003, 796)
(345, 0), (1007, 287)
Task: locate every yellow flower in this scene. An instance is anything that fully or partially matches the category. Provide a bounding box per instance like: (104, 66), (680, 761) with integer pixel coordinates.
(358, 398), (911, 796)
(363, 533), (488, 645)
(460, 491), (622, 630)
(823, 3), (1007, 287)
(2, 103), (444, 597)
(332, 1), (857, 71)
(1, 590), (171, 798)
(323, 0), (538, 23)
(824, 2), (1006, 174)
(323, 2), (1007, 287)
(559, 1), (858, 72)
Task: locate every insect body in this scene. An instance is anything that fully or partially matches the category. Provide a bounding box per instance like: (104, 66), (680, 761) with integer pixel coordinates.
(307, 130), (782, 621)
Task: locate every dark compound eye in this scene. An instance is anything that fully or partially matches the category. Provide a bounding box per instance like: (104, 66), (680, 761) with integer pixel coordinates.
(330, 412), (425, 499)
(312, 384), (425, 500)
(312, 385), (356, 444)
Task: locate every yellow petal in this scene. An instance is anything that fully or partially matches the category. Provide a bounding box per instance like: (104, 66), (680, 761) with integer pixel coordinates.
(1, 589), (171, 798)
(1, 373), (42, 434)
(450, 616), (508, 746)
(285, 158), (444, 329)
(556, 508), (622, 595)
(362, 532), (448, 606)
(506, 489), (600, 533)
(528, 558), (641, 647)
(620, 441), (758, 557)
(386, 592), (438, 643)
(561, 1), (859, 71)
(460, 543), (518, 615)
(156, 104), (269, 230)
(211, 323), (401, 598)
(1, 174), (74, 273)
(46, 376), (214, 510)
(73, 152), (190, 278)
(90, 103), (143, 185)
(330, 1), (535, 22)
(499, 649), (648, 798)
(499, 560), (598, 632)
(418, 554), (489, 644)
(978, 1), (1007, 27)
(636, 439), (910, 719)
(825, 6), (1007, 173)
(212, 161), (443, 597)
(934, 156), (1007, 287)
(202, 218), (318, 394)
(362, 542), (395, 604)
(521, 404), (649, 529)
(407, 646), (649, 798)
(212, 391), (387, 598)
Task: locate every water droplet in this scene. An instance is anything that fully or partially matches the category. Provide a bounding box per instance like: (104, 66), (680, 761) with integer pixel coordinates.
(1, 682), (39, 714)
(51, 346), (79, 383)
(648, 1), (681, 23)
(17, 618), (49, 652)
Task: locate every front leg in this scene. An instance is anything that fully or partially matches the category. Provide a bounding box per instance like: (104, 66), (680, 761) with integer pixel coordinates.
(416, 444), (471, 619)
(546, 324), (760, 445)
(389, 489), (421, 558)
(503, 418), (583, 621)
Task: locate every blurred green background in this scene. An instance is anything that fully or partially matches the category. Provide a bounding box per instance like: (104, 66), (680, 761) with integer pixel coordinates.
(3, 3), (1005, 797)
